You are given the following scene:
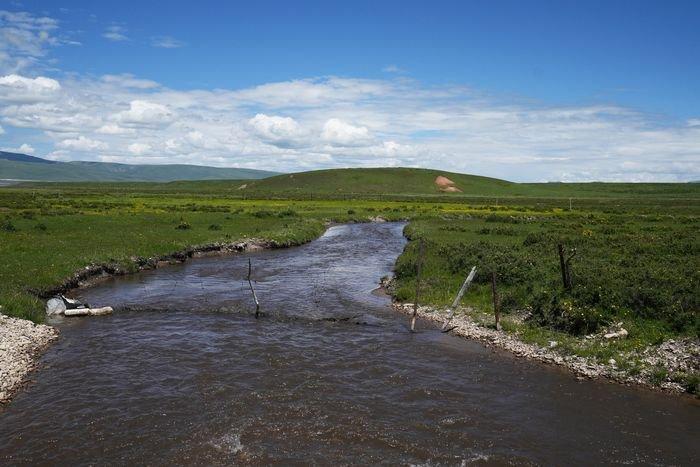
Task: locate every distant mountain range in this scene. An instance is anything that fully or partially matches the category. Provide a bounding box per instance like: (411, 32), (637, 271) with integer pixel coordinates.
(0, 151), (278, 182)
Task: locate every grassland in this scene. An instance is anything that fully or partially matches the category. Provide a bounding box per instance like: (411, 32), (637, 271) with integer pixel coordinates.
(1, 168), (698, 393)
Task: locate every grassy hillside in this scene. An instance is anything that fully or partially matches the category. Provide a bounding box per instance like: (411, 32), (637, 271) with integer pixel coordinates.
(234, 167), (700, 200)
(240, 167), (515, 196)
(0, 154), (277, 182)
(14, 168), (700, 210)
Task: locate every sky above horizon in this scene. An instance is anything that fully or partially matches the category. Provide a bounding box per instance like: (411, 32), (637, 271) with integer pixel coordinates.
(0, 0), (699, 182)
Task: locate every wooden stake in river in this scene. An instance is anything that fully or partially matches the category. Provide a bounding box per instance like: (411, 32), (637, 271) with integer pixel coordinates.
(441, 266), (477, 332)
(247, 258), (261, 318)
(410, 238), (426, 332)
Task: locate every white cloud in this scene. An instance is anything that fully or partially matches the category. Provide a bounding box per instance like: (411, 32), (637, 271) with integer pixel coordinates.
(1, 142), (34, 154)
(96, 123), (134, 135)
(102, 25), (128, 42)
(18, 142), (33, 153)
(0, 73), (60, 102)
(0, 124), (4, 134)
(249, 113), (306, 148)
(321, 118), (373, 147)
(0, 10), (77, 73)
(128, 142), (151, 155)
(233, 77), (393, 107)
(101, 74), (159, 89)
(57, 135), (108, 151)
(150, 36), (185, 48)
(115, 100), (174, 127)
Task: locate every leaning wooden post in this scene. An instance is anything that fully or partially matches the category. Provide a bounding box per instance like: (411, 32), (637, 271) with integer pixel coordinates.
(491, 271), (501, 331)
(247, 258), (261, 318)
(410, 238), (425, 332)
(441, 266), (477, 332)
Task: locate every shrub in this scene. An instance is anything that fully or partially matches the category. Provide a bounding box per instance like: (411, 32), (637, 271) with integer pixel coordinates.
(175, 220), (191, 230)
(277, 208), (298, 217)
(528, 291), (607, 335)
(1, 220), (17, 232)
(252, 210), (274, 218)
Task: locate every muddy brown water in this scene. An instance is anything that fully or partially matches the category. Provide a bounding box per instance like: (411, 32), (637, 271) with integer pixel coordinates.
(1, 223), (698, 465)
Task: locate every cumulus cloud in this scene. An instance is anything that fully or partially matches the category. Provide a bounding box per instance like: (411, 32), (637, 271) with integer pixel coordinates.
(321, 118), (373, 147)
(57, 136), (108, 151)
(0, 71), (697, 181)
(249, 113), (307, 148)
(0, 73), (60, 103)
(115, 100), (174, 127)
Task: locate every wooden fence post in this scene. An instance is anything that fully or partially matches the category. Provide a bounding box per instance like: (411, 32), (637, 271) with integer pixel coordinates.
(557, 244), (569, 290)
(410, 238), (425, 332)
(441, 266), (477, 332)
(247, 258), (261, 318)
(491, 271), (501, 331)
(557, 244), (576, 291)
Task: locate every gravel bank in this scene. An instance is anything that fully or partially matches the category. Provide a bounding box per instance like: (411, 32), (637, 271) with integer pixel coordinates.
(394, 303), (699, 395)
(0, 313), (58, 405)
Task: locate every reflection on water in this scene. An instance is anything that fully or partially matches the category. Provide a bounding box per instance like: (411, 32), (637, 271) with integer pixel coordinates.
(1, 223), (698, 465)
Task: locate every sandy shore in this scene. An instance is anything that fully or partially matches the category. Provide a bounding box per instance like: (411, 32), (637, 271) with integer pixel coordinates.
(394, 302), (699, 395)
(0, 312), (58, 405)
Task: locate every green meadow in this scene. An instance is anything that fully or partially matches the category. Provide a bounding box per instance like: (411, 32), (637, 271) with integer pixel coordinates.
(1, 169), (698, 391)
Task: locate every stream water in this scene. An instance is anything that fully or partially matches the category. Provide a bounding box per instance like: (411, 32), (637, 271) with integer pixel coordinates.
(1, 223), (698, 465)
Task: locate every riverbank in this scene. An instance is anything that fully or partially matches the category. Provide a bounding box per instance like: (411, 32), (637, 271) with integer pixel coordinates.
(0, 233), (323, 406)
(46, 238), (290, 297)
(393, 302), (699, 395)
(0, 312), (58, 405)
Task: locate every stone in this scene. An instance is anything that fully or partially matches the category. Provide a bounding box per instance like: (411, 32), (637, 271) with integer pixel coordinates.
(46, 297), (66, 316)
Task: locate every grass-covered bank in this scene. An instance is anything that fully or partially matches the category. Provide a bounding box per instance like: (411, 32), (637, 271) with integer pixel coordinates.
(392, 211), (699, 394)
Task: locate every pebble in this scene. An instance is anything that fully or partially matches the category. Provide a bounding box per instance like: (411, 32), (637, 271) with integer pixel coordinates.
(0, 313), (58, 405)
(393, 302), (697, 394)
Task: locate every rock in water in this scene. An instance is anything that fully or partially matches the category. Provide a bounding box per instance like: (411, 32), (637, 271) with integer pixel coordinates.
(46, 297), (66, 316)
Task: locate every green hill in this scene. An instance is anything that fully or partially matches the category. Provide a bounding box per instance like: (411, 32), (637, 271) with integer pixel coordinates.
(240, 167), (515, 196)
(0, 152), (277, 182)
(8, 164), (698, 200)
(237, 167), (698, 199)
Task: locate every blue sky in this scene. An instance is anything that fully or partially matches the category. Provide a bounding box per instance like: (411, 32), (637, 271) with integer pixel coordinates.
(0, 0), (698, 181)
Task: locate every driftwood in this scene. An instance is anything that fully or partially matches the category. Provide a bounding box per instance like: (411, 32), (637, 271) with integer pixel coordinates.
(441, 266), (477, 332)
(247, 258), (261, 318)
(64, 306), (113, 317)
(410, 239), (426, 332)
